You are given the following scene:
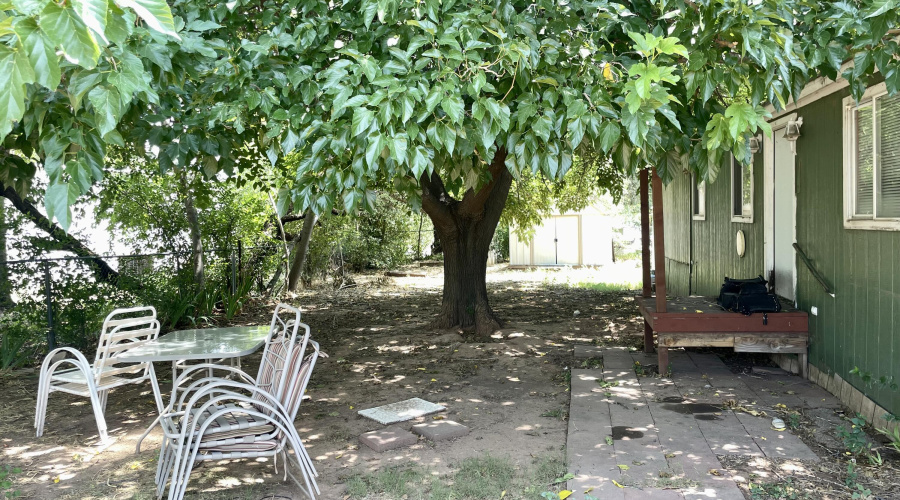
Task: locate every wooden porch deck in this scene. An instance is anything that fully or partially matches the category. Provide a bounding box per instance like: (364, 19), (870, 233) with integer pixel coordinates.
(637, 296), (809, 375)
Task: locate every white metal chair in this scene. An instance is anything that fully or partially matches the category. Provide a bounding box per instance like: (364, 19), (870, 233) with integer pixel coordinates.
(154, 303), (321, 500)
(34, 306), (163, 442)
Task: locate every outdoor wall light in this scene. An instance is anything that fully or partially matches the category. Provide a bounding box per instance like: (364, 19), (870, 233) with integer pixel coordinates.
(783, 116), (803, 153)
(748, 136), (761, 154)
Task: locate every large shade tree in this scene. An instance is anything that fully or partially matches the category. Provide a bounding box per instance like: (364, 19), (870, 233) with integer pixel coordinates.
(1, 0), (899, 336)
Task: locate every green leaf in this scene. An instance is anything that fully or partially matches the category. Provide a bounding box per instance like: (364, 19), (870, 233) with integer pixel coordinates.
(864, 0), (897, 18)
(359, 56), (378, 82)
(45, 182), (72, 230)
(533, 114), (552, 142)
(439, 122), (456, 152)
(12, 0), (50, 15)
(88, 86), (122, 137)
(533, 76), (558, 86)
(598, 121), (621, 153)
(724, 102), (758, 140)
(40, 3), (100, 69)
(14, 18), (60, 90)
(567, 116), (585, 147)
(0, 45), (34, 139)
(657, 37), (688, 57)
(352, 107), (375, 137)
(114, 0), (179, 38)
(441, 94), (464, 124)
(365, 133), (384, 168)
(107, 52), (147, 101)
(424, 86), (442, 113)
(72, 0), (108, 41)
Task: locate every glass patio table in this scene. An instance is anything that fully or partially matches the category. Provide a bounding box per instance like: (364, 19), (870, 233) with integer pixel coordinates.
(116, 325), (271, 452)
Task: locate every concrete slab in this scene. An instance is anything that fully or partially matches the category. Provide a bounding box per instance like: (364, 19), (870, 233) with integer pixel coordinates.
(574, 344), (605, 361)
(751, 366), (790, 376)
(411, 420), (469, 441)
(569, 348), (836, 499)
(359, 426), (418, 452)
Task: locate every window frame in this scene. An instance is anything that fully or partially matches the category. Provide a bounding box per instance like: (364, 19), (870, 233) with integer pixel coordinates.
(730, 155), (754, 223)
(692, 173), (706, 221)
(843, 82), (900, 231)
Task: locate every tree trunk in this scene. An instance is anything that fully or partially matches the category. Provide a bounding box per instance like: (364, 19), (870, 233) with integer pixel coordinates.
(420, 150), (512, 338)
(287, 209), (317, 291)
(179, 171), (204, 290)
(0, 198), (12, 308)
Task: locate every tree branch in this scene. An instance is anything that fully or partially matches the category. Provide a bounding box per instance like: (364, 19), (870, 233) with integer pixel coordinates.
(420, 169), (455, 227)
(458, 149), (508, 218)
(0, 180), (120, 285)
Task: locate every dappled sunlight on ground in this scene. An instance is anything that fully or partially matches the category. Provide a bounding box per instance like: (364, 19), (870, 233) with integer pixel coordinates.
(0, 265), (650, 499)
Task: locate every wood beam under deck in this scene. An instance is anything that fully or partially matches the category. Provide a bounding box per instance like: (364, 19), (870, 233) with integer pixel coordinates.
(637, 296), (810, 374)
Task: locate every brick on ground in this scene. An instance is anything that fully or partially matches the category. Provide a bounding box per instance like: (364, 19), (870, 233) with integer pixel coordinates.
(411, 420), (469, 441)
(359, 426), (418, 452)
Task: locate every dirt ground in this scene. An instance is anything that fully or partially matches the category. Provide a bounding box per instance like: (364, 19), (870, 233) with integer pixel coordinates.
(1, 264), (898, 499)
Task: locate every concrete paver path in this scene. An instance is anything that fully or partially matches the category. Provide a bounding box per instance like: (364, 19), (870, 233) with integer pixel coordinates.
(567, 347), (827, 499)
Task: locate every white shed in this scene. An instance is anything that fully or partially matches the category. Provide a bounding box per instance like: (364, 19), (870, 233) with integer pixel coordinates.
(509, 204), (614, 267)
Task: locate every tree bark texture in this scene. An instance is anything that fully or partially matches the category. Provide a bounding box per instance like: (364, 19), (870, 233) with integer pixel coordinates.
(178, 171), (205, 291)
(0, 181), (120, 286)
(420, 150), (512, 338)
(287, 209), (317, 291)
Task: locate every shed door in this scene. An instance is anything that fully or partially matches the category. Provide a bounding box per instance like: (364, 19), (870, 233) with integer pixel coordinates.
(555, 216), (580, 265)
(772, 128), (796, 301)
(532, 219), (558, 265)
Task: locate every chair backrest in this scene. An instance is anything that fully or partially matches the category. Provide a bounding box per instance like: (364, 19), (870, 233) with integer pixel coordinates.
(253, 303), (317, 421)
(93, 306), (160, 378)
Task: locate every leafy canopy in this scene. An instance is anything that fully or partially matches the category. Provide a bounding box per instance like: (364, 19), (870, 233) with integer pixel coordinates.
(2, 0), (899, 227)
(257, 0), (900, 215)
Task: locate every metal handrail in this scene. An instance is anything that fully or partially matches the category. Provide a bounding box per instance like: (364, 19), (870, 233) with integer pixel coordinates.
(793, 243), (834, 297)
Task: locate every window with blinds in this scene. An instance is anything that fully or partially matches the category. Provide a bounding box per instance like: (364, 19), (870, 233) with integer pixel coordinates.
(848, 88), (900, 224)
(731, 155), (753, 222)
(877, 93), (900, 218)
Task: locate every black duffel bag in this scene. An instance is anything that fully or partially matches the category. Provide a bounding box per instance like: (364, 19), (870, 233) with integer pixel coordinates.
(717, 275), (766, 311)
(737, 290), (782, 315)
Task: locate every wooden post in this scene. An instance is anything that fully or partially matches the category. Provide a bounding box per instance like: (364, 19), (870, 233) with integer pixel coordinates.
(651, 170), (667, 313)
(651, 170), (669, 374)
(643, 320), (654, 354)
(640, 169), (651, 299)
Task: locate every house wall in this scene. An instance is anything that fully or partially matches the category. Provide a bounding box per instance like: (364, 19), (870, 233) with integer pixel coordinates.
(793, 89), (900, 417)
(661, 88), (900, 417)
(662, 151), (766, 297)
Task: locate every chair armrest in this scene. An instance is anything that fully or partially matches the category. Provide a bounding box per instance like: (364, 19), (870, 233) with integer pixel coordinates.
(178, 380), (289, 424)
(170, 364), (257, 411)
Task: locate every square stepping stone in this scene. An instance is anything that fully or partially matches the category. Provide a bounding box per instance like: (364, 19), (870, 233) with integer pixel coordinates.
(411, 420), (469, 442)
(358, 397), (445, 425)
(359, 426), (418, 452)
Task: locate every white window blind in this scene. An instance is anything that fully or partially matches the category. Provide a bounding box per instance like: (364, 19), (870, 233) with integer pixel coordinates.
(877, 93), (900, 218)
(855, 104), (874, 216)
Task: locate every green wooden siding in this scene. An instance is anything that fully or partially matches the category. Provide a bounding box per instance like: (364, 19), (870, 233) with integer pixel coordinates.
(663, 172), (691, 296)
(794, 90), (900, 416)
(690, 152), (766, 296)
(660, 88), (900, 416)
(662, 152), (766, 297)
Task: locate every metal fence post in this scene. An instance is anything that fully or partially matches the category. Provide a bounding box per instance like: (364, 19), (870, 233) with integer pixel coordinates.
(230, 249), (237, 295)
(44, 262), (55, 351)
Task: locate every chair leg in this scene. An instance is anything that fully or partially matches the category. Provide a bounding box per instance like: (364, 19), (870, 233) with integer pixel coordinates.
(34, 374), (51, 437)
(87, 390), (110, 442)
(98, 390), (109, 413)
